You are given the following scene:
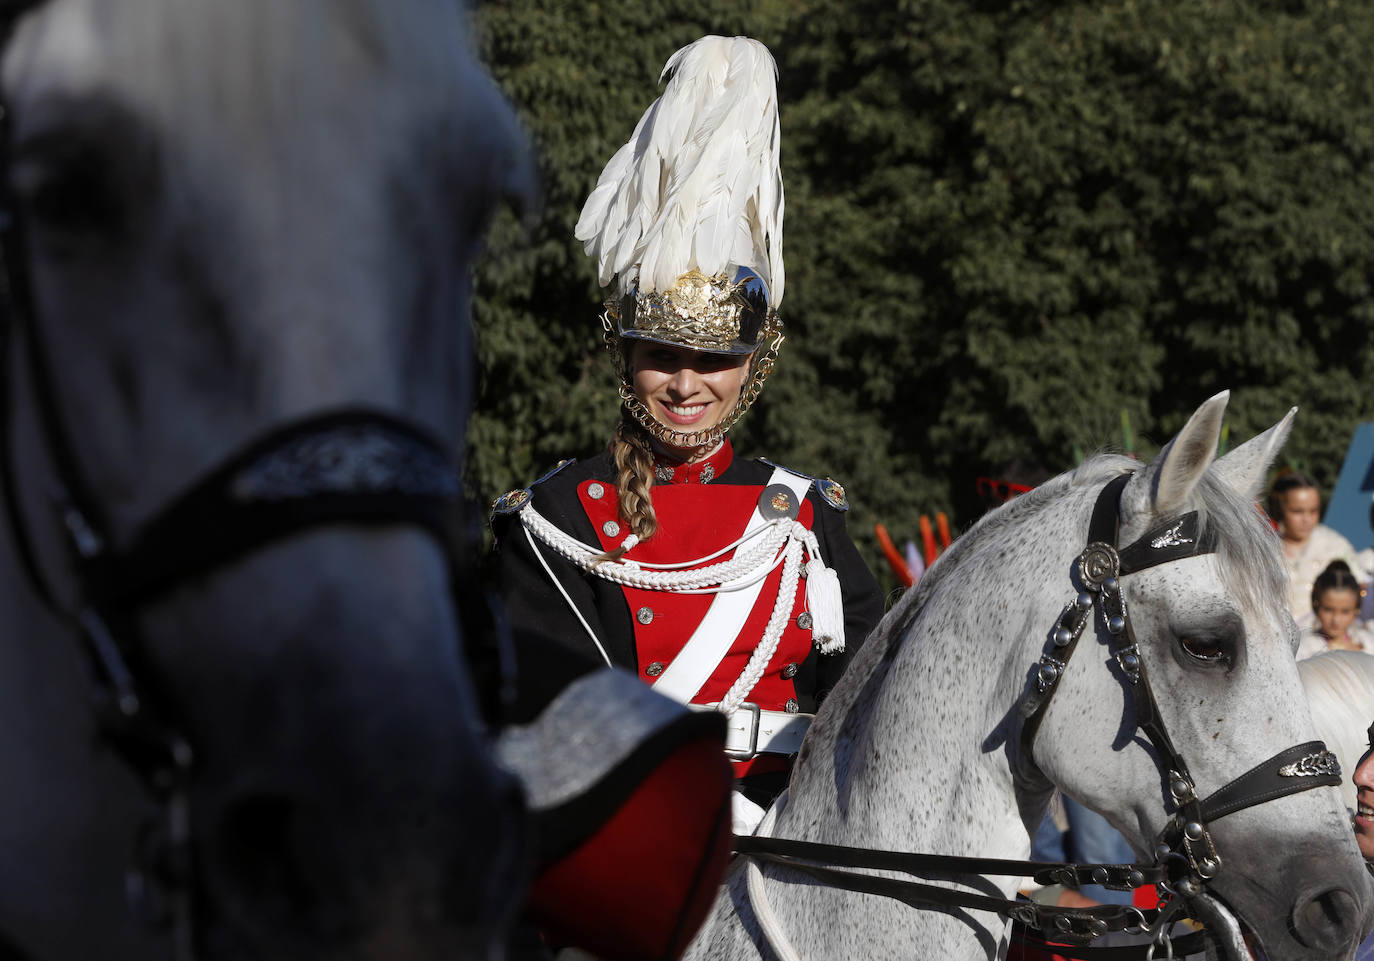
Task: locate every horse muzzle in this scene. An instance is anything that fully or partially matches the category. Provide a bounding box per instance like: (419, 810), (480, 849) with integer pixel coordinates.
(1194, 844), (1374, 961)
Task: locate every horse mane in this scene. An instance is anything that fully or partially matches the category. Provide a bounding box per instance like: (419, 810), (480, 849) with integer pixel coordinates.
(876, 451), (1286, 653)
(1299, 650), (1374, 813)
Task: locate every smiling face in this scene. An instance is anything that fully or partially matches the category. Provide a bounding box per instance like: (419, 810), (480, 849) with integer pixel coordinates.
(1279, 487), (1322, 544)
(628, 341), (751, 456)
(1354, 724), (1374, 860)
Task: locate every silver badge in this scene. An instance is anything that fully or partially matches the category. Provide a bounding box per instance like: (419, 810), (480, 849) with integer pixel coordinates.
(1150, 522), (1194, 550)
(1279, 751), (1340, 778)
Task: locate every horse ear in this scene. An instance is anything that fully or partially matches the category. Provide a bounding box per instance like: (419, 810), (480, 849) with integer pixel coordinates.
(1126, 391), (1230, 518)
(1210, 407), (1297, 499)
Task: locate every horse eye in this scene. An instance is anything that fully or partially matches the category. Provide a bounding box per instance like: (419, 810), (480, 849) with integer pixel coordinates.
(1180, 636), (1225, 662)
(13, 146), (128, 238)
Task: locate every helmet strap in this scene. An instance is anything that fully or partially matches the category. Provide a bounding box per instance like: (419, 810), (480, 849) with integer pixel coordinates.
(602, 309), (785, 459)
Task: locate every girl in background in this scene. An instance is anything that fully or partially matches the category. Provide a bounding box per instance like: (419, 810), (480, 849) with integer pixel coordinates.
(1298, 561), (1374, 659)
(1269, 471), (1366, 624)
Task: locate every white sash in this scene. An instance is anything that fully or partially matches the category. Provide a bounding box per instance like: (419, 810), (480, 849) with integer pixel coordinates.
(651, 467), (809, 704)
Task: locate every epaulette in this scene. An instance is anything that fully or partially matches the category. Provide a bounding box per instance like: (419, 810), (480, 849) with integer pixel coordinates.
(756, 458), (849, 512)
(490, 458), (576, 518)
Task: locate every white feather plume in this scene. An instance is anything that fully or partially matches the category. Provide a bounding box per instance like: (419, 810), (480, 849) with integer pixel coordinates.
(574, 35), (785, 308)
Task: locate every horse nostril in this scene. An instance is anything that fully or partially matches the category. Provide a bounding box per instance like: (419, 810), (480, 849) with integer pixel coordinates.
(1290, 887), (1358, 949)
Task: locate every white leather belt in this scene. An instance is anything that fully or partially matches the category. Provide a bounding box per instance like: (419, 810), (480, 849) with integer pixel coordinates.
(696, 702), (813, 760)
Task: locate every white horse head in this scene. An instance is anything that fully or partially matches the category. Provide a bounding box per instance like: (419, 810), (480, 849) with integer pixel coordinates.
(691, 392), (1374, 961)
(1031, 393), (1370, 958)
(0, 1), (533, 959)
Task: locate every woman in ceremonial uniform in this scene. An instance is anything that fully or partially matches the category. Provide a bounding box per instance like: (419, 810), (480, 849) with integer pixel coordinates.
(491, 35), (884, 832)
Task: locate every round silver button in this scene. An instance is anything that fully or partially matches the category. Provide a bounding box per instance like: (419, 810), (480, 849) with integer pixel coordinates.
(636, 606), (654, 625)
(602, 520), (621, 537)
(796, 612), (814, 631)
(645, 661), (664, 677)
(784, 698), (799, 714)
(587, 482), (605, 500)
(781, 663), (798, 680)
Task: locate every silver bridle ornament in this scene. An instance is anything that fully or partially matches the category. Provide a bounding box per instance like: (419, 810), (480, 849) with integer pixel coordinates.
(1278, 750), (1341, 778)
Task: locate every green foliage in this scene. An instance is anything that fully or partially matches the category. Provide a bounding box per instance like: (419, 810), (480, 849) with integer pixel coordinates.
(469, 0), (1374, 587)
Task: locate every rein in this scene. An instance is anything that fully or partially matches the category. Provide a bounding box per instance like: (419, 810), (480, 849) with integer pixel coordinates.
(0, 10), (511, 957)
(736, 473), (1341, 960)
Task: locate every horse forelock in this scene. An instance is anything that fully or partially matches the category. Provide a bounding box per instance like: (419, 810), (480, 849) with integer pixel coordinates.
(4, 0), (525, 204)
(2, 0), (527, 456)
(1189, 469), (1287, 622)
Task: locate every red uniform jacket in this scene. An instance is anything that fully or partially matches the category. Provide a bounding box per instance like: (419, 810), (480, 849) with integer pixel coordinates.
(490, 442), (883, 960)
(493, 441), (884, 777)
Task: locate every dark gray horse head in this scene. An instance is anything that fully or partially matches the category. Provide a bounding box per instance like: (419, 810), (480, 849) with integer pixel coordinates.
(0, 2), (535, 959)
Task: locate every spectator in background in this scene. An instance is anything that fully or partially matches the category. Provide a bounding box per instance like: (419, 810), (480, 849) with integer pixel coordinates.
(1298, 562), (1374, 659)
(1269, 471), (1366, 624)
(1028, 795), (1136, 908)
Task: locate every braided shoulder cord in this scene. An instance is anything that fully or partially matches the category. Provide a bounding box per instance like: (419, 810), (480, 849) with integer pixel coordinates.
(520, 504), (795, 593)
(520, 503), (811, 710)
(719, 533), (804, 712)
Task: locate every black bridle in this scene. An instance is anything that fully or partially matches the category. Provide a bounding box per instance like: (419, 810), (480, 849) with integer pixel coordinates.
(736, 473), (1342, 959)
(0, 11), (509, 958)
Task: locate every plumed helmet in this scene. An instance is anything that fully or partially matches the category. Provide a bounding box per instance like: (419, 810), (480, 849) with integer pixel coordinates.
(571, 33), (785, 360)
(575, 35), (786, 444)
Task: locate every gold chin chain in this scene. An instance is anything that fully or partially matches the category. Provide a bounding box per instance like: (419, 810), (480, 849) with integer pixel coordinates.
(601, 309), (785, 454)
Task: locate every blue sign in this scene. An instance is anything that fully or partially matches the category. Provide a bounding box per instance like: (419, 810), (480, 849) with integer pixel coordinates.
(1326, 422), (1374, 551)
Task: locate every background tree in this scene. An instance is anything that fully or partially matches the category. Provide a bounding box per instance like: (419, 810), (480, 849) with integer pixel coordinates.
(470, 0), (1374, 589)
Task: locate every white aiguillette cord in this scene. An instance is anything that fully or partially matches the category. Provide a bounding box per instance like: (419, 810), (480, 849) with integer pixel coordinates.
(523, 524), (614, 667)
(519, 467), (845, 709)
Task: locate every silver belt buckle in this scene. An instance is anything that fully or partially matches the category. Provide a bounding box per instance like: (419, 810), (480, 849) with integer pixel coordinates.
(723, 702), (761, 760)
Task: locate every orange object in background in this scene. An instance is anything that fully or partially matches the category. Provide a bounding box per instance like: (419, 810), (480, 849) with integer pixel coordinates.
(919, 515), (937, 568)
(935, 512), (951, 551)
(874, 523), (913, 588)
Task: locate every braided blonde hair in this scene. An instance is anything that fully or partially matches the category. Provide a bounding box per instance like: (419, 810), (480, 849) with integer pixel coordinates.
(599, 413), (659, 563)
